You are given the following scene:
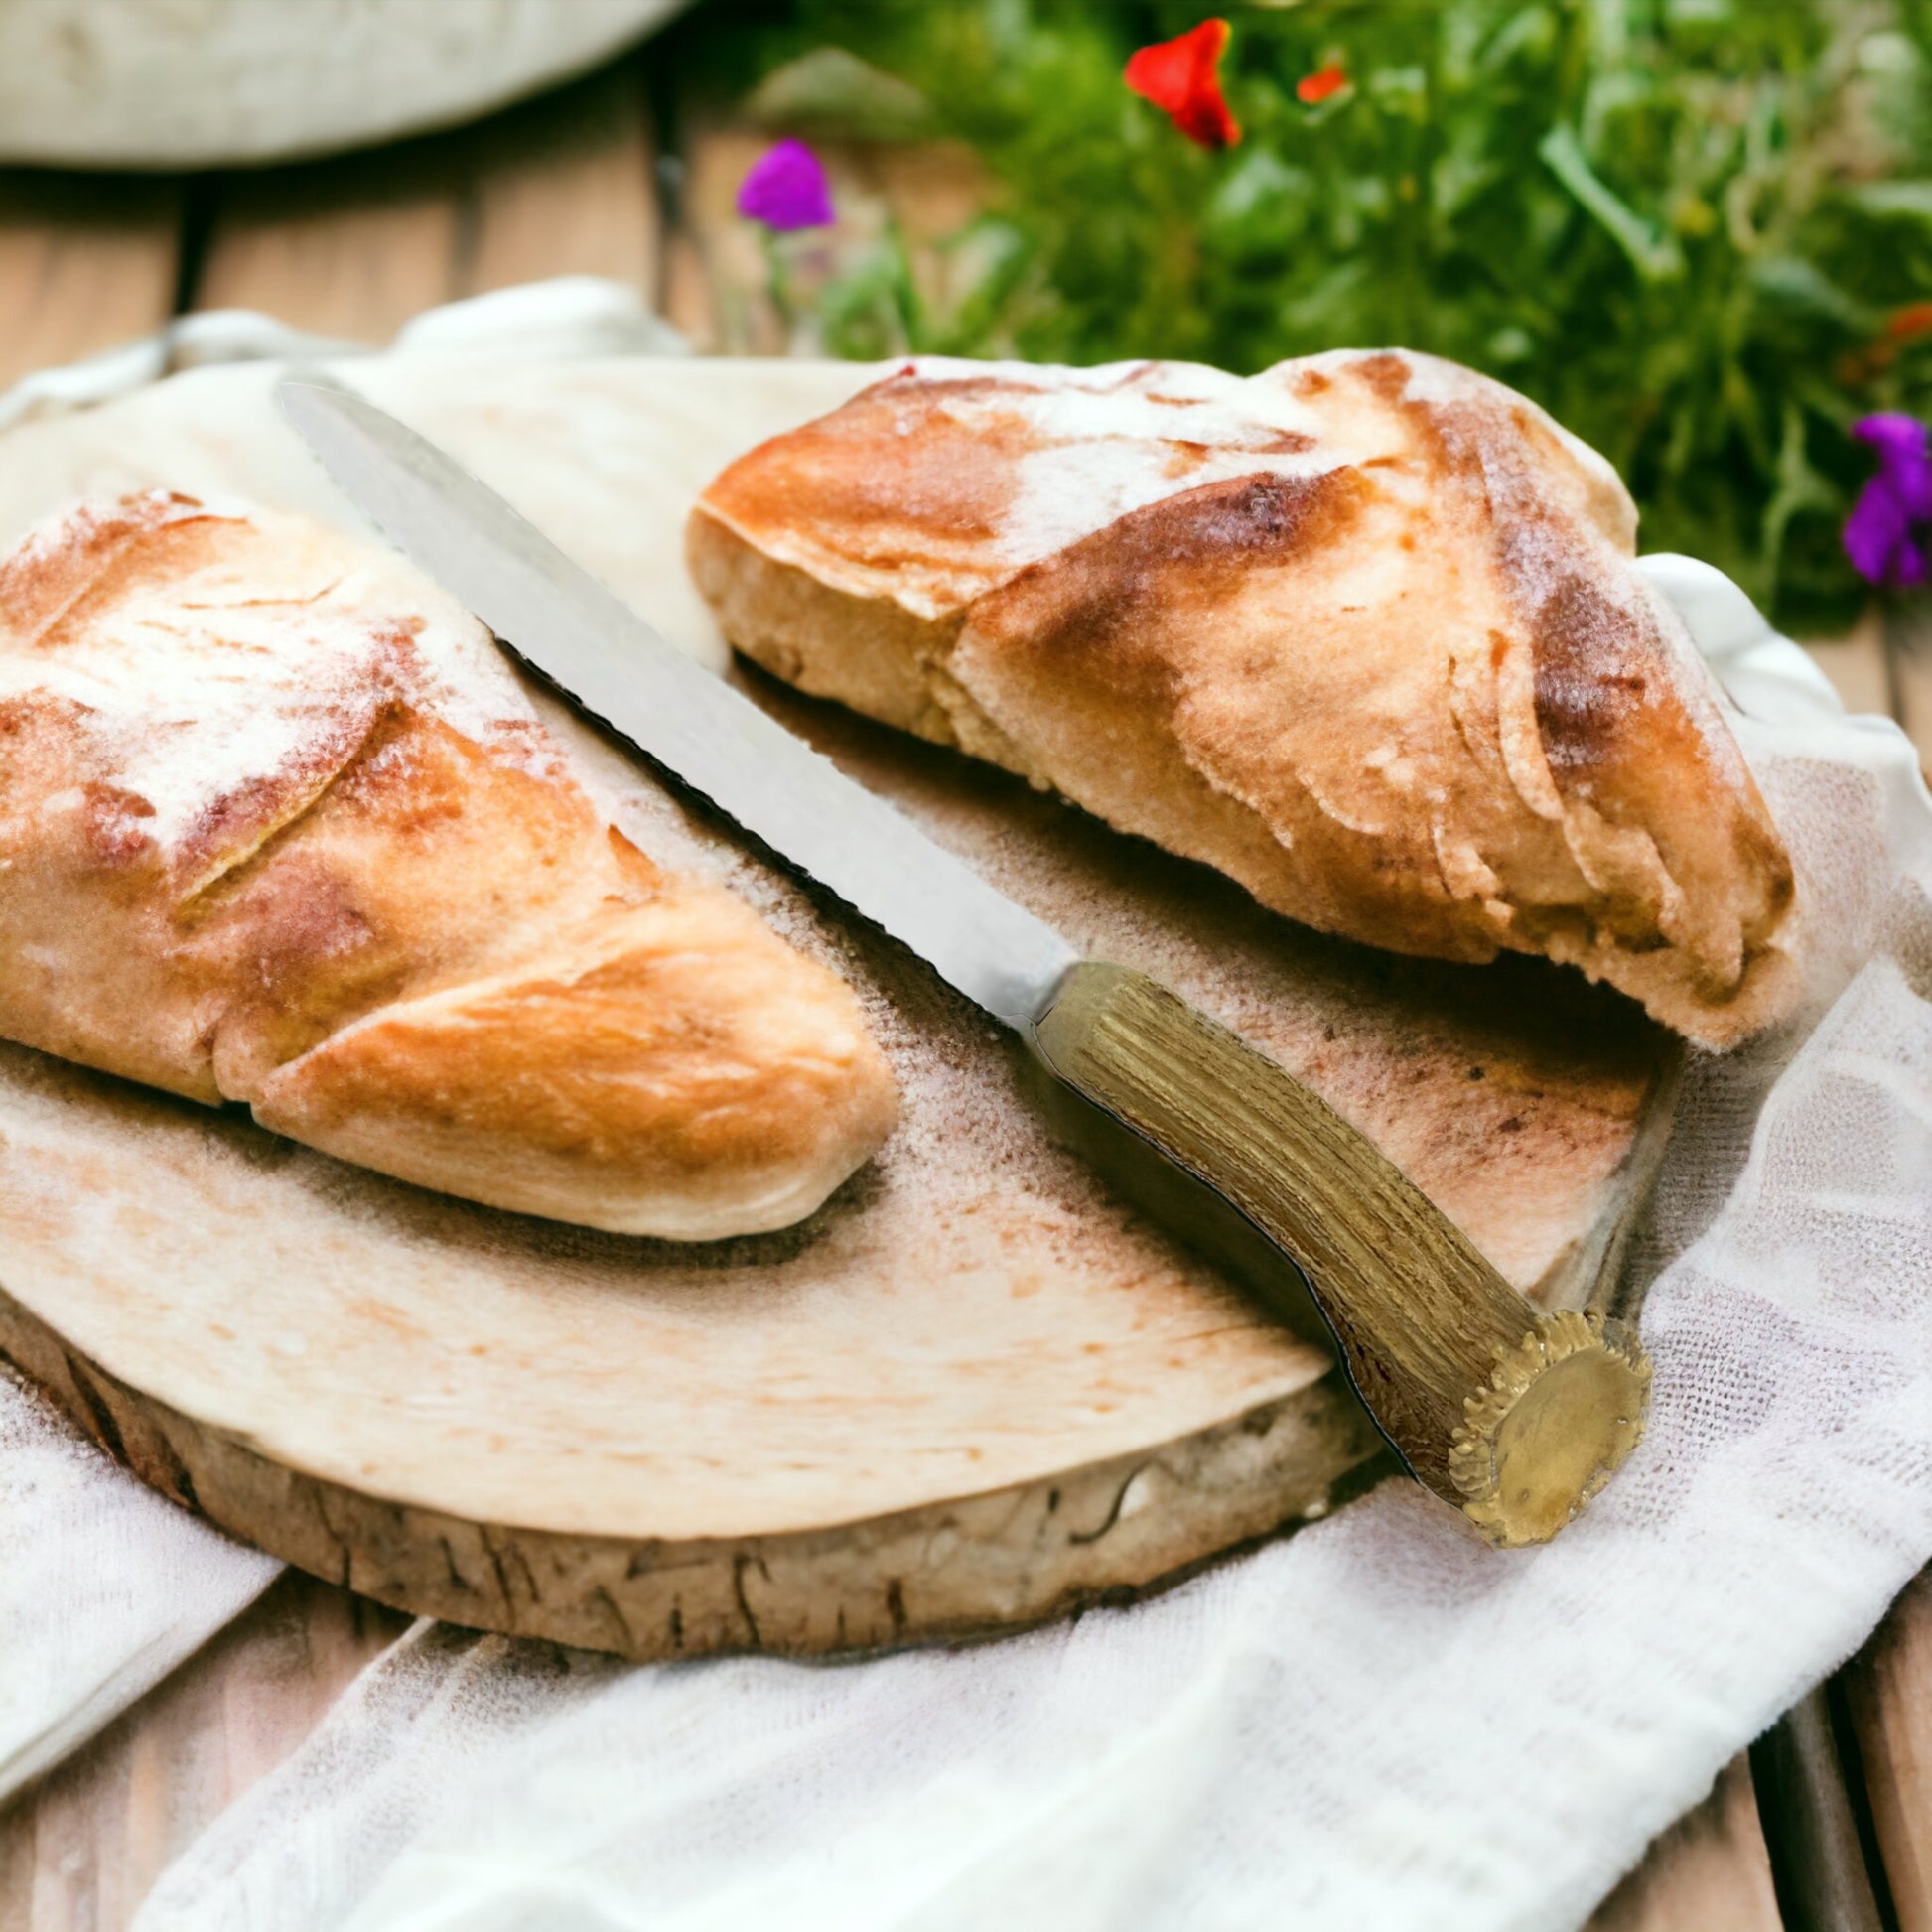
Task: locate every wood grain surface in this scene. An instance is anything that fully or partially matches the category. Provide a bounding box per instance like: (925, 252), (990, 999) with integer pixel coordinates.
(1588, 1758), (1786, 1932)
(1890, 606), (1932, 772)
(0, 1577), (406, 1932)
(1849, 1573), (1932, 1932)
(1752, 1687), (1892, 1932)
(0, 175), (181, 389)
(0, 31), (1924, 1932)
(192, 64), (660, 339)
(1799, 607), (1896, 724)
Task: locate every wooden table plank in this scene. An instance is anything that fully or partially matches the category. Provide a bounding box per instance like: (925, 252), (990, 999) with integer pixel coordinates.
(1752, 1685), (1891, 1932)
(661, 222), (715, 351)
(1884, 606), (1932, 775)
(664, 116), (785, 353)
(0, 1574), (407, 1932)
(466, 63), (659, 302)
(1847, 1569), (1932, 1932)
(1586, 1757), (1785, 1932)
(194, 182), (459, 344)
(1799, 609), (1894, 722)
(1800, 599), (1928, 1924)
(0, 174), (181, 390)
(193, 59), (660, 341)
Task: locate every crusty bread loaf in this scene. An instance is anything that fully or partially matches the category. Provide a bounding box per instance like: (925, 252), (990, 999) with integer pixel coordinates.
(689, 350), (1796, 1048)
(0, 491), (897, 1237)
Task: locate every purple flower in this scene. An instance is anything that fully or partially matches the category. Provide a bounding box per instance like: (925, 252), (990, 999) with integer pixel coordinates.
(1845, 413), (1932, 589)
(736, 138), (834, 232)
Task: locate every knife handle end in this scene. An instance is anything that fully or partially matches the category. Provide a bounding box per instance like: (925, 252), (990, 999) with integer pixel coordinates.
(1027, 962), (1649, 1547)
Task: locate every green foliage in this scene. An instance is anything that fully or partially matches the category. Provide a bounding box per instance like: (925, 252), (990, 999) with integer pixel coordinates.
(722, 0), (1932, 628)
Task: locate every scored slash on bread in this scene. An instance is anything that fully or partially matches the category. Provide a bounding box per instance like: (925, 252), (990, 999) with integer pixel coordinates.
(690, 349), (1797, 1049)
(0, 491), (897, 1238)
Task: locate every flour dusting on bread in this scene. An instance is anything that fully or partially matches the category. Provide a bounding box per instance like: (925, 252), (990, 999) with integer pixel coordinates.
(0, 491), (559, 851)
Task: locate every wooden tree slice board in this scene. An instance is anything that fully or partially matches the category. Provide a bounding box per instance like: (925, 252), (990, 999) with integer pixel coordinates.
(0, 356), (1678, 1659)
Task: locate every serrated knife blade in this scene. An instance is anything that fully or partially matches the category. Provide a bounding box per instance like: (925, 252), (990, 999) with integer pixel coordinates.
(277, 379), (1079, 1034)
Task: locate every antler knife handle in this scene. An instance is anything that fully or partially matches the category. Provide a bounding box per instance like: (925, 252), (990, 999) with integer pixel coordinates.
(1027, 962), (1649, 1547)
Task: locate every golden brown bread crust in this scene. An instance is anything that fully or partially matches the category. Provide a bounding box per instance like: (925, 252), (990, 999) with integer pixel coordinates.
(0, 491), (897, 1236)
(690, 350), (1795, 1047)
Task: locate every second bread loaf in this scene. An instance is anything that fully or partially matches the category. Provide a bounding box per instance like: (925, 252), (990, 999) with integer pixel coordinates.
(690, 350), (1796, 1049)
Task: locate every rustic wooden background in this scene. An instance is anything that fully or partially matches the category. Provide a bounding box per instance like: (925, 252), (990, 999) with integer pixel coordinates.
(0, 35), (1927, 1932)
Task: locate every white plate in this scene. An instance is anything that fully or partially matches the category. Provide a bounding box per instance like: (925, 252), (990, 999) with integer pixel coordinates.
(0, 0), (684, 169)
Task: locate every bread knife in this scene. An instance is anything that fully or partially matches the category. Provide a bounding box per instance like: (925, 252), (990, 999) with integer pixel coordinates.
(278, 377), (1649, 1548)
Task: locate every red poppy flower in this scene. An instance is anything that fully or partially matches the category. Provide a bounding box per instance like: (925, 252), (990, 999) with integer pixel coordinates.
(1886, 301), (1932, 343)
(1297, 63), (1348, 105)
(1124, 19), (1240, 150)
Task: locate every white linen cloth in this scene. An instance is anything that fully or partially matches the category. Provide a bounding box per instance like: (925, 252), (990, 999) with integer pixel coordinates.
(0, 1368), (277, 1802)
(124, 660), (1932, 1932)
(0, 283), (1927, 1929)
